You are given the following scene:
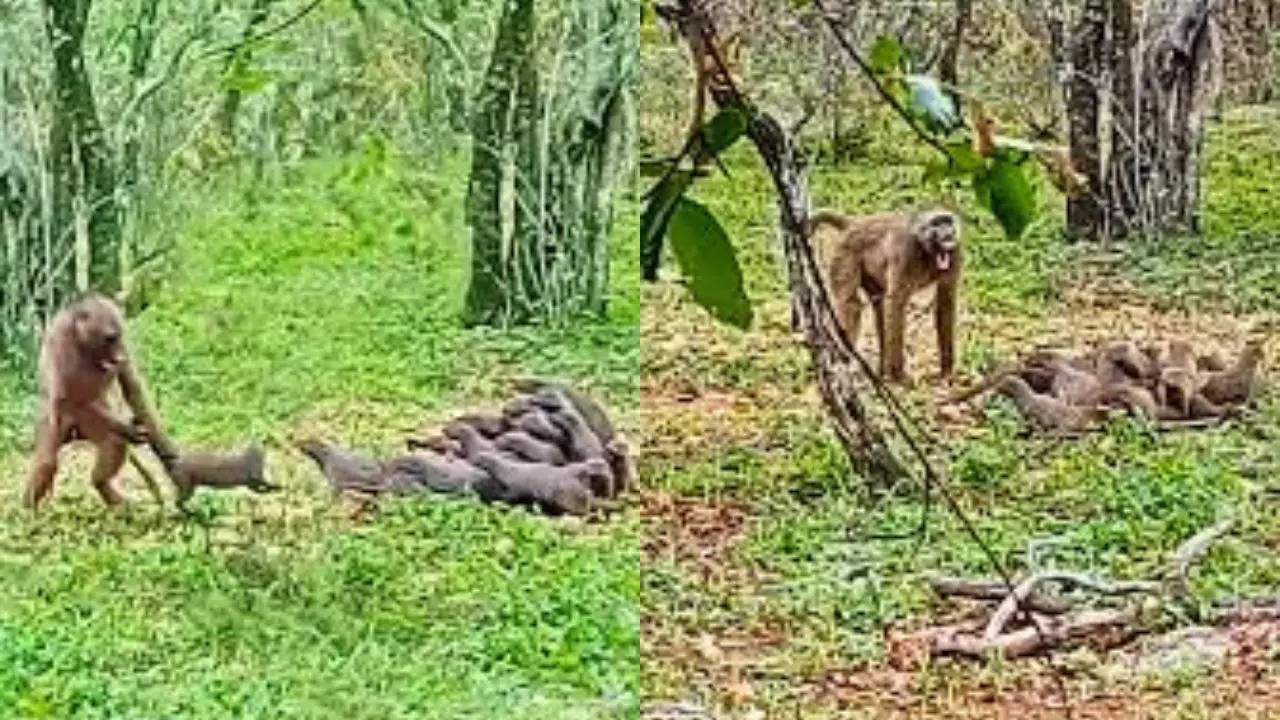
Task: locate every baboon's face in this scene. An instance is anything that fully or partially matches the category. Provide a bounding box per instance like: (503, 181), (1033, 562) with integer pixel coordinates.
(914, 211), (960, 273)
(73, 298), (125, 372)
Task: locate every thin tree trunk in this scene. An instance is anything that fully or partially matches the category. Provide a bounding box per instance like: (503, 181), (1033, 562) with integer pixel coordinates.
(1065, 0), (1106, 241)
(45, 0), (120, 292)
(939, 0), (972, 86)
(1106, 0), (1137, 236)
(464, 0), (531, 325)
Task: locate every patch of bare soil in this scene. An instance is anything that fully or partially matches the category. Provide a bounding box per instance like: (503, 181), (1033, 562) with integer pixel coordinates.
(640, 490), (751, 577)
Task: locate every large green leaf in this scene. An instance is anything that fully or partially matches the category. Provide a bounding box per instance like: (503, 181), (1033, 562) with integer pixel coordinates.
(924, 141), (986, 184)
(699, 107), (749, 155)
(668, 197), (753, 329)
(974, 156), (1036, 238)
(640, 171), (693, 281)
(868, 35), (904, 74)
(905, 75), (958, 132)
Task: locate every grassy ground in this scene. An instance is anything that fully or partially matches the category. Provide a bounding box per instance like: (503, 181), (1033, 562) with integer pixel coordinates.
(639, 105), (1280, 717)
(0, 149), (640, 718)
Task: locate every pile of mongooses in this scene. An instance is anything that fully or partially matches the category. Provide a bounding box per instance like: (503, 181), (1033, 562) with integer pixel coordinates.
(296, 379), (632, 516)
(952, 338), (1265, 433)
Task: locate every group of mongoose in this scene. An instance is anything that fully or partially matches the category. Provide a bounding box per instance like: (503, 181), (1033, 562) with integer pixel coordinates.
(155, 379), (629, 516)
(965, 337), (1265, 432)
(295, 378), (631, 515)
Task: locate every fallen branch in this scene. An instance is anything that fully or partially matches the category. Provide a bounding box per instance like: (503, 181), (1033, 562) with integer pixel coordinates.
(985, 572), (1159, 640)
(1166, 516), (1236, 600)
(929, 576), (1071, 615)
(927, 512), (1246, 660)
(935, 607), (1141, 658)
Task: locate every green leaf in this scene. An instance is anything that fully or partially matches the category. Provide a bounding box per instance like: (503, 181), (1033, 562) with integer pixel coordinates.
(905, 75), (958, 132)
(944, 141), (985, 173)
(668, 197), (753, 329)
(976, 156), (1036, 238)
(868, 35), (904, 74)
(924, 142), (985, 185)
(640, 171), (693, 281)
(698, 107), (749, 155)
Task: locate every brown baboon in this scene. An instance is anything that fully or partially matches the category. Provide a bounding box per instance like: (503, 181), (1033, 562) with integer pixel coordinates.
(168, 446), (277, 512)
(494, 431), (567, 465)
(25, 294), (170, 509)
(471, 453), (608, 516)
(810, 209), (962, 383)
(996, 376), (1097, 431)
(1200, 339), (1264, 405)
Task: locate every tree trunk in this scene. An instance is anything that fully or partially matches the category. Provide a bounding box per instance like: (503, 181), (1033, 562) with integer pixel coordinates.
(1106, 0), (1137, 236)
(1065, 0), (1106, 241)
(939, 0), (972, 86)
(509, 2), (544, 319)
(463, 0), (530, 325)
(466, 0), (632, 326)
(45, 0), (120, 292)
(1108, 0), (1222, 237)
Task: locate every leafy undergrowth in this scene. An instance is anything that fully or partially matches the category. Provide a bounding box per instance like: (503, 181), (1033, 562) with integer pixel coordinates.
(640, 107), (1280, 716)
(0, 149), (640, 718)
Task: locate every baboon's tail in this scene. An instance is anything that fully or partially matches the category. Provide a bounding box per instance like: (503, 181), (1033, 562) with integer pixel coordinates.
(806, 210), (851, 236)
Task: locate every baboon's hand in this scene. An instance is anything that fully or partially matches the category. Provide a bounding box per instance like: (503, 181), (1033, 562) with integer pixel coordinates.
(118, 417), (150, 444)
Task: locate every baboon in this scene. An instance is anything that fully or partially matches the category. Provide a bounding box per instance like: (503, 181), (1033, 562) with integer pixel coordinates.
(494, 431), (567, 465)
(996, 376), (1097, 431)
(810, 209), (962, 383)
(471, 453), (608, 516)
(1200, 339), (1263, 405)
(168, 446), (277, 512)
(443, 421), (498, 459)
(25, 293), (169, 509)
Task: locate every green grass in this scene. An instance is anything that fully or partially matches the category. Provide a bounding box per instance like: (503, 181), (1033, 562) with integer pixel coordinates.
(0, 147), (639, 718)
(639, 105), (1280, 712)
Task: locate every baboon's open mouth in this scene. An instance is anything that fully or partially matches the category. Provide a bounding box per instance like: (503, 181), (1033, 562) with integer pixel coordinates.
(936, 250), (953, 271)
